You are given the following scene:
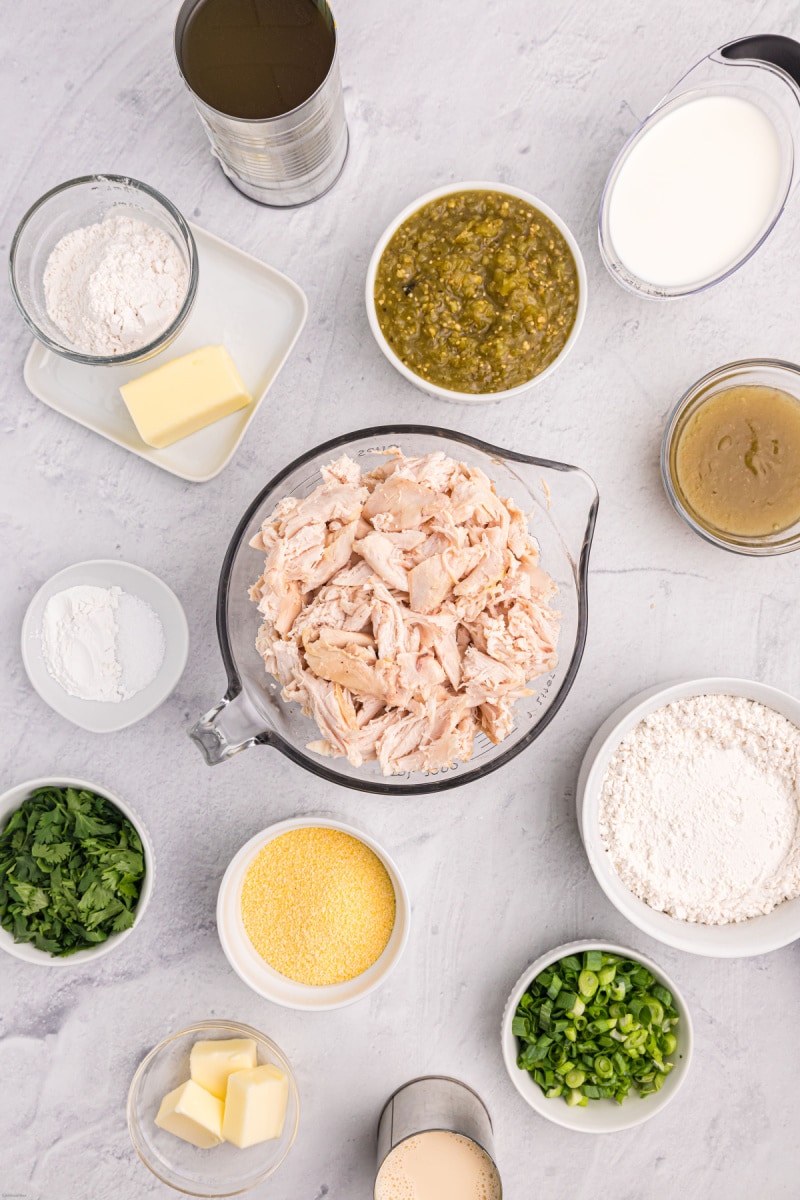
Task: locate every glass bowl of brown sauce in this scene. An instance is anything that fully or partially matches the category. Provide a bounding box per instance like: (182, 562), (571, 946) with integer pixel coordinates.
(662, 359), (800, 554)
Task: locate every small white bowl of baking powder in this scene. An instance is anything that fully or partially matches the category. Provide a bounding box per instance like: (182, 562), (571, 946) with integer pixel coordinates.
(578, 678), (800, 957)
(21, 559), (189, 733)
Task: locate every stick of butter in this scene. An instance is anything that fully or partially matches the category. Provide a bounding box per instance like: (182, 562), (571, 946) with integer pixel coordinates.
(222, 1064), (289, 1149)
(190, 1038), (258, 1100)
(155, 1079), (224, 1149)
(119, 345), (251, 449)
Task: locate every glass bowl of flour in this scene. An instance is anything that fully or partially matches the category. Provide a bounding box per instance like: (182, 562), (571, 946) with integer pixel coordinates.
(9, 174), (198, 365)
(577, 678), (800, 956)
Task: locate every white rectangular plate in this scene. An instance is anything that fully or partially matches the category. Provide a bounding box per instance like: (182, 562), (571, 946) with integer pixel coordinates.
(23, 224), (308, 482)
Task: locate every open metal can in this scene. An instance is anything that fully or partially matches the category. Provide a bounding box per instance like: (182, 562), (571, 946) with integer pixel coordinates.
(174, 0), (349, 207)
(374, 1076), (502, 1198)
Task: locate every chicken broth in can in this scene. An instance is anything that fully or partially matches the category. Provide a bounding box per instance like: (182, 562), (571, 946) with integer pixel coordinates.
(174, 0), (348, 206)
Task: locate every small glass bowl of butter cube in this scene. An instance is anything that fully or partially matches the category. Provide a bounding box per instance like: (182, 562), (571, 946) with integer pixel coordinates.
(127, 1019), (299, 1197)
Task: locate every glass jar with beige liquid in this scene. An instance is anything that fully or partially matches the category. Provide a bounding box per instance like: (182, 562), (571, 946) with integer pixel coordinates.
(374, 1078), (502, 1200)
(662, 359), (800, 555)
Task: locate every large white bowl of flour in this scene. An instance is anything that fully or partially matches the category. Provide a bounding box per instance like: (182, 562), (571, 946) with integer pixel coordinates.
(578, 678), (800, 957)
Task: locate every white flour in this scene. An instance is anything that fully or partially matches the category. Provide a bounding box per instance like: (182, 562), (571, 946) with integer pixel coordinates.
(43, 213), (188, 356)
(41, 585), (165, 703)
(598, 694), (800, 924)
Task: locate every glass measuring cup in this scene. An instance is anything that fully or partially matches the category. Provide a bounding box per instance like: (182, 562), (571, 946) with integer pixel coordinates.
(188, 426), (598, 796)
(599, 35), (800, 298)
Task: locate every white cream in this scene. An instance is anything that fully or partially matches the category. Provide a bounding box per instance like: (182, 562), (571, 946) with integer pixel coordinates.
(375, 1131), (501, 1200)
(608, 94), (783, 288)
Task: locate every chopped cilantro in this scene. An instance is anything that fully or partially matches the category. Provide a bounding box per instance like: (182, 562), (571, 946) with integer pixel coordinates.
(0, 785), (146, 956)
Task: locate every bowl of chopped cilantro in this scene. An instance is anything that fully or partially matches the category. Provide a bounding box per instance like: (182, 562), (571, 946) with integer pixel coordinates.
(501, 940), (693, 1131)
(0, 777), (153, 965)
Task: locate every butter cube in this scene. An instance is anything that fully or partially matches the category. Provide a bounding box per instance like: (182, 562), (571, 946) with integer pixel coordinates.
(190, 1038), (258, 1100)
(119, 345), (251, 449)
(154, 1079), (224, 1149)
(222, 1064), (289, 1148)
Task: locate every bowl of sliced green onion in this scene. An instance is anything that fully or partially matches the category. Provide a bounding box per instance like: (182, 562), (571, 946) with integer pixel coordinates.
(501, 940), (693, 1132)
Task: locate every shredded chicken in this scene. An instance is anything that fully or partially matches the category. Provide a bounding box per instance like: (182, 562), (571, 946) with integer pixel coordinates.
(249, 449), (560, 775)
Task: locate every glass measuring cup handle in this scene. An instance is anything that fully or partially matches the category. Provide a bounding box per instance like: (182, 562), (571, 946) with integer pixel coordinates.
(520, 458), (600, 574)
(721, 34), (800, 91)
(188, 690), (267, 764)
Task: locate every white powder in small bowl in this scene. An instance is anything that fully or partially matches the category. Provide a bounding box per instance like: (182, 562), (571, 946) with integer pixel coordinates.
(598, 694), (800, 925)
(41, 584), (165, 703)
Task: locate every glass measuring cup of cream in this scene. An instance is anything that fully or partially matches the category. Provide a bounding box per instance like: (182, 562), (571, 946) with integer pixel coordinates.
(599, 36), (800, 298)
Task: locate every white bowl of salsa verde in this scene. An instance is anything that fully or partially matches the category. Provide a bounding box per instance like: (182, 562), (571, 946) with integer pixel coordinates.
(366, 181), (587, 404)
(501, 940), (693, 1132)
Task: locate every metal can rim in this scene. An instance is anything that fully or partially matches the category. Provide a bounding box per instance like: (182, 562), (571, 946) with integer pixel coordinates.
(375, 1075), (493, 1138)
(173, 0), (341, 125)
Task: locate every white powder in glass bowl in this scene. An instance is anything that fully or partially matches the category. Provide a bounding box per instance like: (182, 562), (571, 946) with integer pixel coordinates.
(43, 214), (188, 356)
(598, 694), (800, 925)
(41, 584), (165, 703)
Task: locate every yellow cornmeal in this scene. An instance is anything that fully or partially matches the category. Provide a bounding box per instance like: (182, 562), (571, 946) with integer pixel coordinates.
(240, 827), (396, 986)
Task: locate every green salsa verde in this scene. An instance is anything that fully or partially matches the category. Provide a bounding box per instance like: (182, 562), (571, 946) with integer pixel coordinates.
(374, 190), (580, 394)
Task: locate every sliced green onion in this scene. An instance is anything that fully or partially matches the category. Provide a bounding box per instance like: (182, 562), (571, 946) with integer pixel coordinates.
(547, 974), (563, 1001)
(578, 969), (598, 998)
(652, 983), (672, 1007)
(586, 1017), (617, 1034)
(513, 951), (680, 1107)
(594, 1055), (613, 1078)
(645, 997), (664, 1025)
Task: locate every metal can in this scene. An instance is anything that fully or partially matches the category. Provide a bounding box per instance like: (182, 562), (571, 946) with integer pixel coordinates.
(374, 1076), (503, 1198)
(174, 0), (349, 207)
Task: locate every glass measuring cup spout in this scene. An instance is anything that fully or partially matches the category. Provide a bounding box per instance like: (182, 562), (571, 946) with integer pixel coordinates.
(599, 33), (800, 299)
(188, 426), (599, 794)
